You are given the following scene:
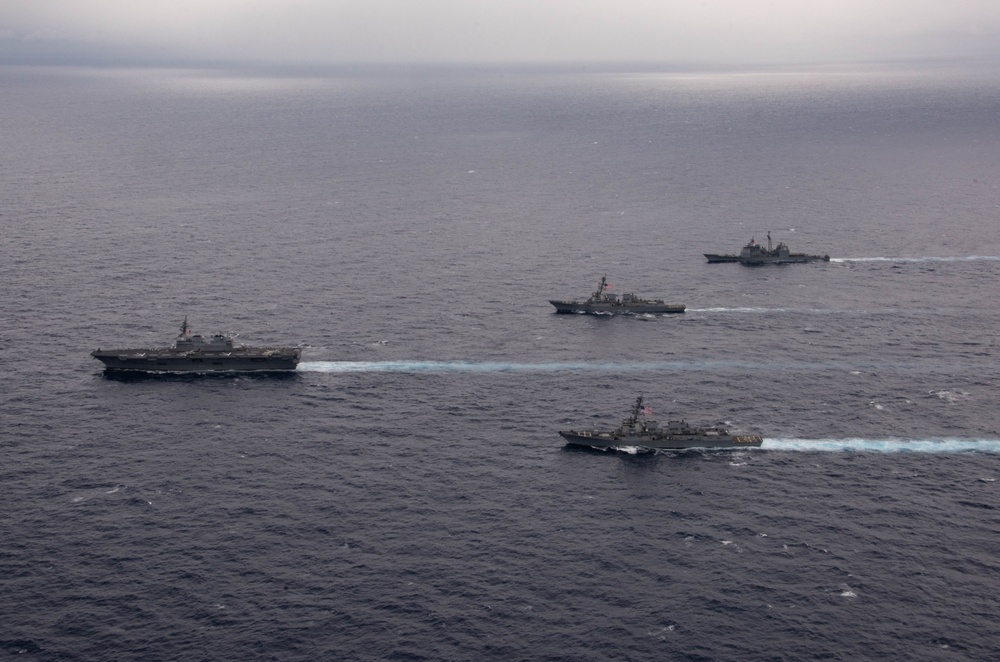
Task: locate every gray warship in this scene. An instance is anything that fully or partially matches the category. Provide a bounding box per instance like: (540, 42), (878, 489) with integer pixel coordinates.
(91, 317), (301, 373)
(549, 276), (685, 315)
(559, 395), (763, 450)
(705, 232), (830, 265)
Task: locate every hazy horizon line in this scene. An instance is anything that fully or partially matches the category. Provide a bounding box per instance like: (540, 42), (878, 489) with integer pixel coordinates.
(3, 52), (997, 74)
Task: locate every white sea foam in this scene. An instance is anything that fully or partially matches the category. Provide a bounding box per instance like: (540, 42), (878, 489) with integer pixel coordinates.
(687, 307), (865, 315)
(299, 359), (747, 373)
(300, 360), (668, 373)
(929, 389), (970, 404)
(298, 358), (974, 374)
(687, 307), (775, 313)
(762, 438), (1000, 453)
(831, 256), (1000, 263)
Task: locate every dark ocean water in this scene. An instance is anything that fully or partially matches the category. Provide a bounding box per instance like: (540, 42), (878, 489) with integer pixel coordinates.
(2, 61), (1000, 660)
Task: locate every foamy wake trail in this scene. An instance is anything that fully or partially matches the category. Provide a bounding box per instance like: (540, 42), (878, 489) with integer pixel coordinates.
(686, 307), (837, 314)
(687, 307), (775, 314)
(298, 359), (863, 373)
(300, 360), (695, 373)
(763, 438), (1000, 453)
(298, 358), (975, 373)
(831, 256), (1000, 263)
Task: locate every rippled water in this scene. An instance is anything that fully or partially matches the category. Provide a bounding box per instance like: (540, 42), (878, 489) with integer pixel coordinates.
(2, 62), (999, 660)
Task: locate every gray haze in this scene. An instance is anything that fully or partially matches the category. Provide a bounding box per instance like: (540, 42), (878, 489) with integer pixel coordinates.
(2, 0), (1000, 66)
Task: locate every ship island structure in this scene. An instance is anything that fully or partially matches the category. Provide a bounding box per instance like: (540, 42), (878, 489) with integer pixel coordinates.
(91, 317), (301, 374)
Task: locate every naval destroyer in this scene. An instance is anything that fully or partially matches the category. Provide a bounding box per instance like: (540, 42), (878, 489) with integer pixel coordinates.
(705, 232), (830, 265)
(549, 276), (685, 315)
(559, 395), (763, 450)
(91, 318), (301, 373)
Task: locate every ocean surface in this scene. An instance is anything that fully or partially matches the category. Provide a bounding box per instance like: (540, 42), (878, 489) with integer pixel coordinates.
(2, 60), (1000, 660)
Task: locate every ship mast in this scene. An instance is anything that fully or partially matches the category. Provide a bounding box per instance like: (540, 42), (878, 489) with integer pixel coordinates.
(630, 394), (643, 425)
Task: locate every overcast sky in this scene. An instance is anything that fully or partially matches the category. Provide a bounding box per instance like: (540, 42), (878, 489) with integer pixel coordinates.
(2, 1), (1000, 67)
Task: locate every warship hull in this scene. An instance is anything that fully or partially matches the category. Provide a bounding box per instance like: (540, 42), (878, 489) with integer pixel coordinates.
(705, 253), (829, 265)
(560, 430), (763, 450)
(549, 300), (685, 314)
(703, 254), (741, 263)
(92, 349), (300, 373)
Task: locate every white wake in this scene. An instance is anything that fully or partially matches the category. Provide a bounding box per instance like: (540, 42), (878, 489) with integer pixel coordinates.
(831, 256), (1000, 263)
(762, 438), (1000, 453)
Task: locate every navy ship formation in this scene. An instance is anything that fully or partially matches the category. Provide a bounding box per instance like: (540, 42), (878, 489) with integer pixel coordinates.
(91, 231), (827, 448)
